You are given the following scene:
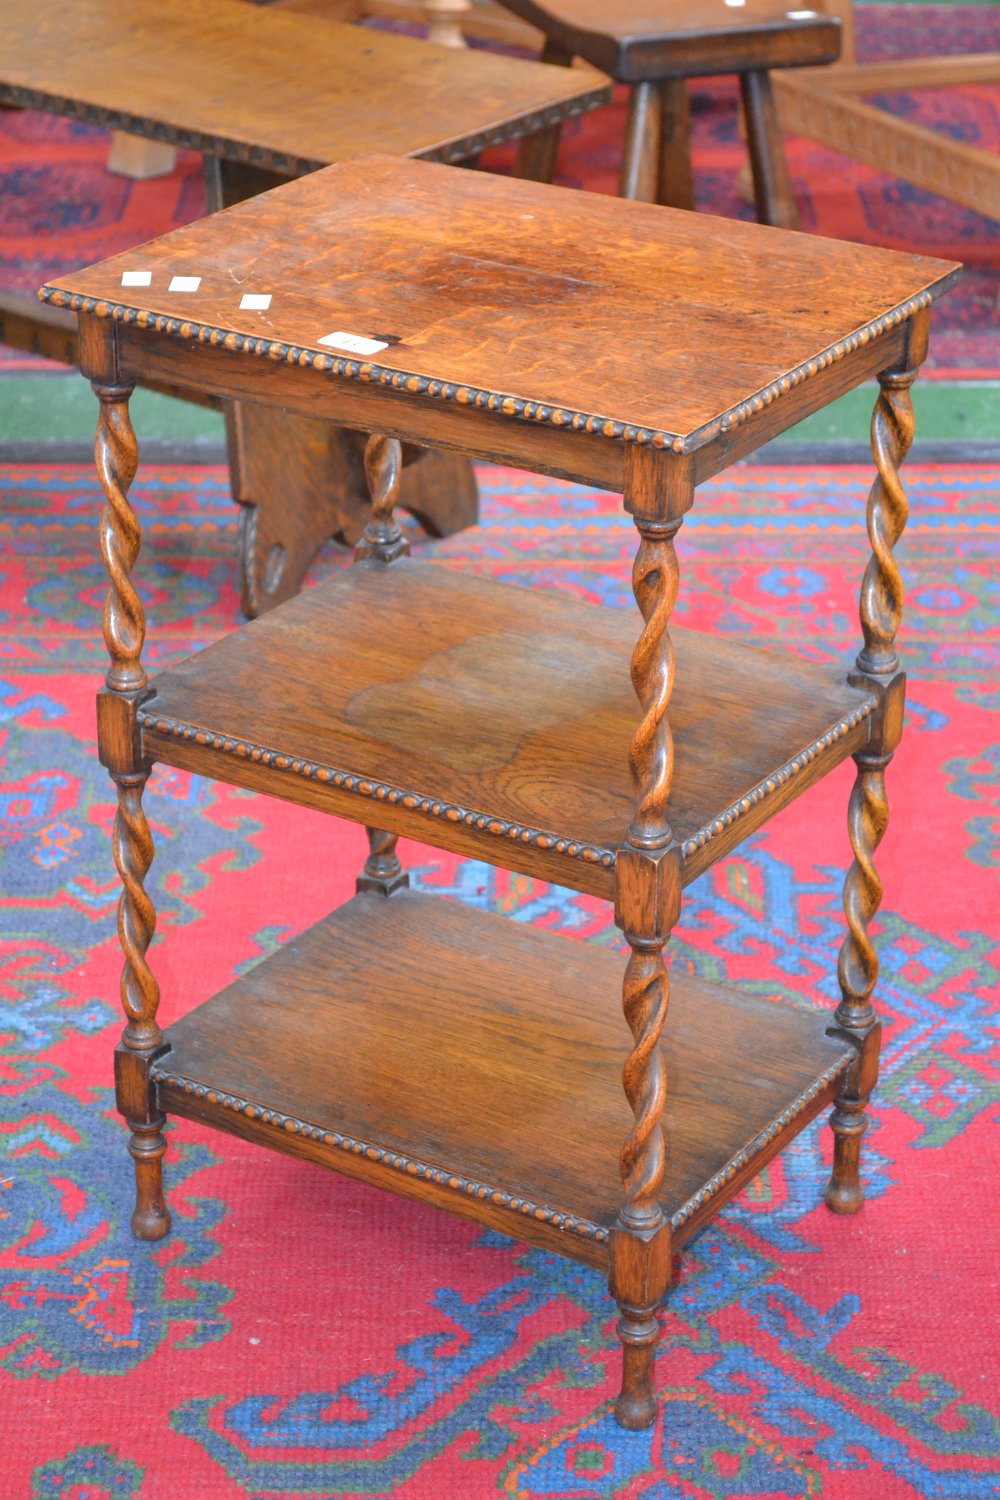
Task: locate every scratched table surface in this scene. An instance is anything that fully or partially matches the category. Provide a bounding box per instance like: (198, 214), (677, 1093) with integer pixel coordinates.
(41, 154), (960, 453)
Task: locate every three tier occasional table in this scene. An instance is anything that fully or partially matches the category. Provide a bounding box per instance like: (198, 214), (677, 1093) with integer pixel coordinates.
(42, 156), (959, 1428)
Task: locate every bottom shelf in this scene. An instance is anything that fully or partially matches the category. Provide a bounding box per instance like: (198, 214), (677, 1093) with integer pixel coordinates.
(152, 891), (854, 1268)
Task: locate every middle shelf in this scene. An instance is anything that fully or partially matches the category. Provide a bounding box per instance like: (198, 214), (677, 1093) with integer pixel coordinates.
(138, 558), (877, 898)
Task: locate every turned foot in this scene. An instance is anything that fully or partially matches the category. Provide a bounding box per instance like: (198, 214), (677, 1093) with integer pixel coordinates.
(825, 1097), (868, 1214)
(609, 1220), (671, 1431)
(127, 1117), (171, 1240)
(614, 1305), (660, 1428)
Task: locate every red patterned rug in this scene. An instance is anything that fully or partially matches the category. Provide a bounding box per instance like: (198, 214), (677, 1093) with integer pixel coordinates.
(1, 459), (997, 1497)
(1, 4), (998, 374)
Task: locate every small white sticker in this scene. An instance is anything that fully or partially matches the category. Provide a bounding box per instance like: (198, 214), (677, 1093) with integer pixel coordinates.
(318, 331), (388, 357)
(168, 275), (201, 293)
(121, 270), (152, 287)
(240, 293), (272, 311)
(724, 1), (746, 8)
(787, 7), (817, 15)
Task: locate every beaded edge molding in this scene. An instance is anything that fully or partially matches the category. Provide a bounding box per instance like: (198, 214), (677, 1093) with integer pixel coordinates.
(1, 82), (608, 177)
(683, 697), (877, 858)
(151, 1046), (854, 1245)
(137, 697), (876, 869)
(37, 285), (936, 455)
(137, 709), (616, 870)
(671, 1050), (854, 1229)
(150, 1067), (609, 1246)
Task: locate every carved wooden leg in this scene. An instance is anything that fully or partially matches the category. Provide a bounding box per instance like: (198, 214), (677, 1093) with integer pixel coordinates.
(93, 380), (170, 1241)
(656, 80), (695, 211)
(515, 124), (562, 184)
(356, 828), (409, 897)
(827, 322), (925, 1212)
(113, 772), (169, 1240)
(353, 435), (412, 900)
(610, 932), (673, 1428)
(610, 510), (684, 1428)
(827, 749), (888, 1211)
(355, 432), (408, 564)
(515, 39), (574, 182)
(620, 82), (664, 202)
(739, 69), (799, 229)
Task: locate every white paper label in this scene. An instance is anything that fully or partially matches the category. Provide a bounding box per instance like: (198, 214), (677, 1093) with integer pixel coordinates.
(168, 275), (202, 293)
(121, 270), (152, 287)
(317, 331), (388, 357)
(240, 293), (272, 311)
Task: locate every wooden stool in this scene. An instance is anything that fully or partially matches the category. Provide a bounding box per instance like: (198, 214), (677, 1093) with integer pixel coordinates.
(0, 0), (608, 612)
(44, 154), (958, 1430)
(498, 0), (842, 227)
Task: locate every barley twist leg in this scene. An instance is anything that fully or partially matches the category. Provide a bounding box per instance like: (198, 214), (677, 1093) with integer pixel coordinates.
(828, 349), (920, 1213)
(94, 384), (144, 693)
(356, 826), (409, 897)
(614, 934), (670, 1429)
(115, 773), (161, 1052)
(354, 434), (410, 892)
(619, 939), (668, 1229)
(355, 433), (408, 564)
(857, 372), (914, 679)
(612, 515), (682, 1429)
(94, 382), (169, 1240)
(115, 772), (168, 1238)
(627, 519), (680, 851)
(827, 751), (890, 1213)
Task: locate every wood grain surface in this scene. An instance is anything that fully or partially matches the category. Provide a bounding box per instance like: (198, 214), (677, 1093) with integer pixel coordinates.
(43, 154), (960, 456)
(137, 558), (878, 896)
(153, 889), (855, 1264)
(0, 0), (609, 172)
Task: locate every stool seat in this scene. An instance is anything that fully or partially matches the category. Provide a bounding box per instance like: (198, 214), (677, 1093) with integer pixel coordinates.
(502, 0), (840, 82)
(500, 0), (842, 228)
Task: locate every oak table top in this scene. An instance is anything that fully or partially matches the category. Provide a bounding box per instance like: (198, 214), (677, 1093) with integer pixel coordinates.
(0, 0), (610, 173)
(42, 153), (960, 483)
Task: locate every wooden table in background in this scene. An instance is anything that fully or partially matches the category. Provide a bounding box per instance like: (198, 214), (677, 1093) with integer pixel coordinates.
(44, 154), (958, 1428)
(0, 0), (609, 611)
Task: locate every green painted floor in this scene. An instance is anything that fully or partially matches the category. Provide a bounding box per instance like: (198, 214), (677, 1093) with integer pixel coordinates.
(0, 370), (995, 462)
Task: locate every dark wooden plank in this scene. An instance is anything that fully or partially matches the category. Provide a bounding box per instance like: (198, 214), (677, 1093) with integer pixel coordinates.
(138, 558), (877, 896)
(0, 0), (609, 173)
(0, 289), (79, 363)
(43, 154), (960, 461)
(152, 889), (854, 1265)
